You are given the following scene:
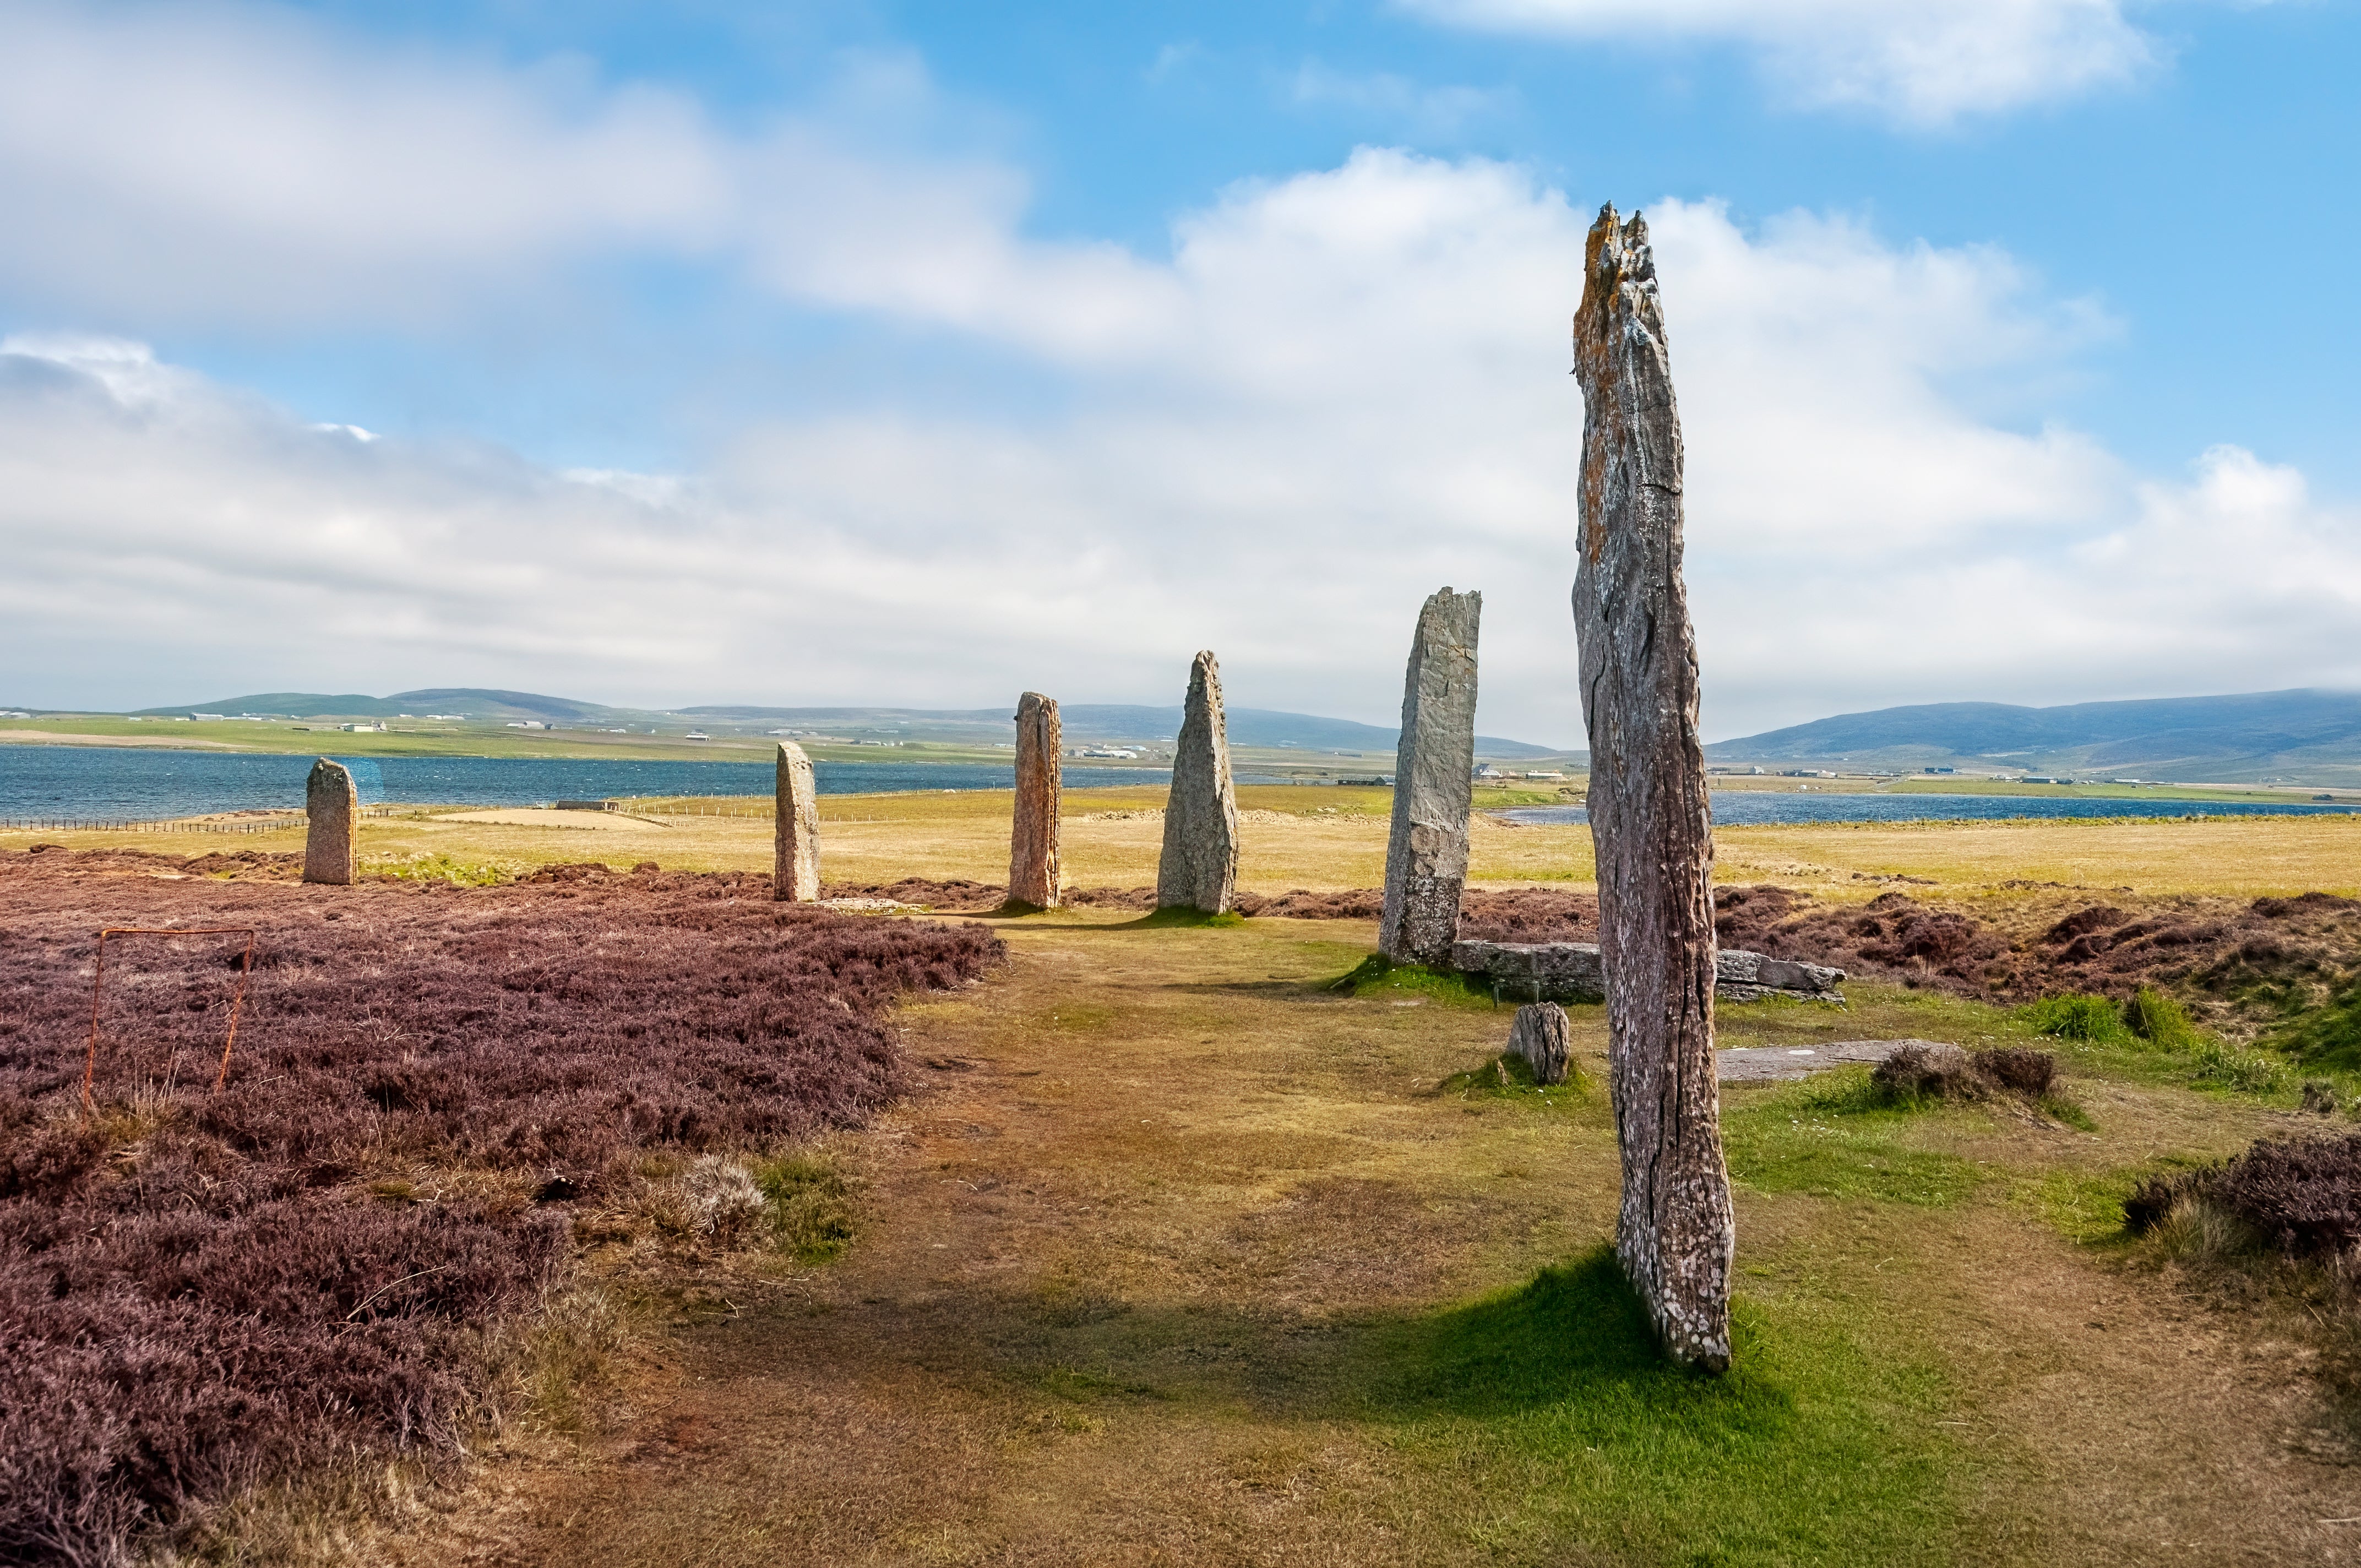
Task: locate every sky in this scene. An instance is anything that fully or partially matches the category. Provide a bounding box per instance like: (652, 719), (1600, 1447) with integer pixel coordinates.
(1, 0), (2356, 747)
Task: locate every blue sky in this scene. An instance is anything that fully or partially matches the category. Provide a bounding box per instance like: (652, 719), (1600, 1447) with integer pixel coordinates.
(1, 0), (2355, 743)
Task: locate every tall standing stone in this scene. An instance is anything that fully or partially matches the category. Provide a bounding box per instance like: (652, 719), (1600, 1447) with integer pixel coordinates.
(303, 758), (357, 885)
(773, 741), (820, 902)
(1008, 692), (1062, 908)
(1380, 587), (1481, 966)
(1571, 204), (1734, 1373)
(1155, 651), (1238, 914)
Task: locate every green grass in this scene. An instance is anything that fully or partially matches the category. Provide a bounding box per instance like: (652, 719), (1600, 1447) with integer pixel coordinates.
(1722, 1069), (1987, 1206)
(1329, 954), (1494, 1008)
(1348, 1246), (1974, 1564)
(752, 1151), (861, 1264)
(2267, 974), (2361, 1072)
(2020, 988), (2298, 1100)
(368, 851), (510, 886)
(1435, 1049), (1591, 1104)
(2021, 993), (2136, 1046)
(2011, 1168), (2144, 1244)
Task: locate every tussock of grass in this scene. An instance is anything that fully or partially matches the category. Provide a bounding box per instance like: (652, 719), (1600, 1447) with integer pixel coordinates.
(2022, 993), (2134, 1045)
(2124, 986), (2206, 1050)
(753, 1148), (862, 1263)
(1435, 1050), (1587, 1103)
(1329, 954), (1491, 1008)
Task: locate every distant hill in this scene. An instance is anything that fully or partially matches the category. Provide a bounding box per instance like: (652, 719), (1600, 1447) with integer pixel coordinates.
(1709, 689), (2361, 783)
(135, 689), (1564, 759)
(132, 689), (618, 722)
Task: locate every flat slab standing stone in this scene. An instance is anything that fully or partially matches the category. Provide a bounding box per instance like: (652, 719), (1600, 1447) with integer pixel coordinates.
(1008, 693), (1062, 908)
(1716, 1039), (1934, 1084)
(302, 758), (356, 885)
(1156, 651), (1238, 913)
(774, 742), (820, 902)
(1381, 587), (1480, 966)
(1452, 939), (1845, 1005)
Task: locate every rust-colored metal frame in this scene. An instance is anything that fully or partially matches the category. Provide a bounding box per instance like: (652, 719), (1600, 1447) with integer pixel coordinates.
(83, 926), (258, 1110)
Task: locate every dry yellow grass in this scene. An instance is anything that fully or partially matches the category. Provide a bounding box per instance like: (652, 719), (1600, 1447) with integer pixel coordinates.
(13, 786), (2360, 901)
(358, 911), (2352, 1566)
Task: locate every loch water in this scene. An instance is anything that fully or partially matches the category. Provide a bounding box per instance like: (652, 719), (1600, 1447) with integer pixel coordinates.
(0, 745), (1169, 821)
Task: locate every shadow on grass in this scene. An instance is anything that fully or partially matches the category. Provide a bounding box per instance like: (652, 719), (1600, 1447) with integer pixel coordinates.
(1108, 906), (1250, 930)
(1353, 1246), (1785, 1424)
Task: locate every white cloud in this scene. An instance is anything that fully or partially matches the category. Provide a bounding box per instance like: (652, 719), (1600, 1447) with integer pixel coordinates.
(10, 149), (2355, 743)
(0, 1), (731, 324)
(1399, 0), (2172, 123)
(0, 7), (2346, 740)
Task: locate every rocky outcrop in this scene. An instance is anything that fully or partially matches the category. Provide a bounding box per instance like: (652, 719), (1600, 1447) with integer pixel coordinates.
(1381, 588), (1481, 966)
(1156, 651), (1238, 913)
(774, 742), (820, 902)
(302, 758), (356, 886)
(1009, 693), (1062, 909)
(1451, 940), (1844, 1004)
(1571, 203), (1733, 1371)
(1508, 1002), (1572, 1086)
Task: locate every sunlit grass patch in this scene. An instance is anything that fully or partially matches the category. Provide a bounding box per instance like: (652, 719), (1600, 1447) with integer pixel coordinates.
(2012, 1167), (2145, 1243)
(1327, 953), (1493, 1008)
(1349, 1246), (1971, 1564)
(1722, 1068), (1987, 1206)
(369, 850), (510, 886)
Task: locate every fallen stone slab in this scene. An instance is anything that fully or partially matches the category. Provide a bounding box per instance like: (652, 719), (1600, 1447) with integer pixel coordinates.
(1716, 1039), (1939, 1084)
(1451, 939), (1845, 1005)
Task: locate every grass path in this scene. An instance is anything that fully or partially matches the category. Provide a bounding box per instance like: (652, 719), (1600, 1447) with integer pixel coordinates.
(389, 910), (2354, 1566)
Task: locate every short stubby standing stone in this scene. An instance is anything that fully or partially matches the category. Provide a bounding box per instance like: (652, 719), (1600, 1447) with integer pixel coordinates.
(1571, 203), (1736, 1372)
(1156, 651), (1239, 914)
(1380, 587), (1480, 965)
(1008, 693), (1062, 909)
(774, 742), (820, 902)
(1508, 1002), (1572, 1087)
(302, 758), (357, 885)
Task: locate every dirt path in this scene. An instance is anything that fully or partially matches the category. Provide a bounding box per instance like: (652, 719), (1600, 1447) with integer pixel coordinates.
(398, 912), (2359, 1566)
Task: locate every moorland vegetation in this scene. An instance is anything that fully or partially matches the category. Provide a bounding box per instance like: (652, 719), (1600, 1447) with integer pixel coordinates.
(9, 796), (2361, 1561)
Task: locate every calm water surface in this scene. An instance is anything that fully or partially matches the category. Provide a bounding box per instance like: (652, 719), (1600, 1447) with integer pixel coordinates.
(1505, 793), (2361, 827)
(0, 745), (1168, 820)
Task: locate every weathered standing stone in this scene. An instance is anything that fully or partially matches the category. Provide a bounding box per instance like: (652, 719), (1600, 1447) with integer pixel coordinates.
(1380, 588), (1481, 966)
(1508, 1002), (1572, 1086)
(302, 758), (357, 885)
(773, 742), (820, 902)
(1008, 693), (1062, 909)
(1155, 651), (1238, 913)
(1571, 204), (1735, 1372)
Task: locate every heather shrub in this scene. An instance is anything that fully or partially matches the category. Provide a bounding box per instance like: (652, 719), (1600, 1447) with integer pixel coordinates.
(0, 854), (1003, 1561)
(1871, 1042), (1978, 1102)
(2126, 1135), (2361, 1264)
(1872, 1043), (2059, 1106)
